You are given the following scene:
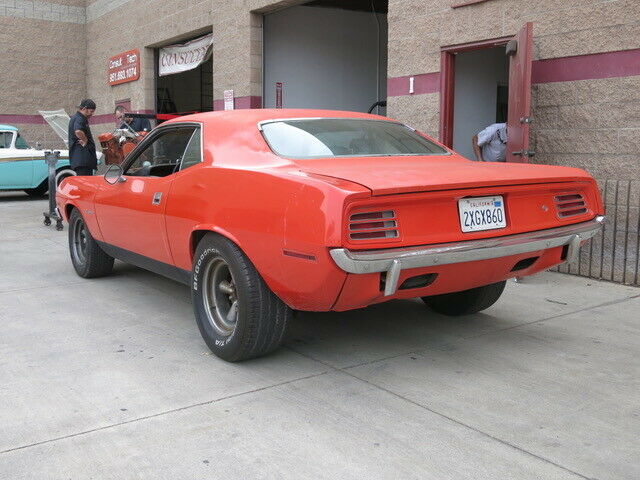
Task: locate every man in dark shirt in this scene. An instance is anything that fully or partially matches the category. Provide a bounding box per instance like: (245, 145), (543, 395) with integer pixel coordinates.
(114, 105), (151, 132)
(68, 99), (98, 175)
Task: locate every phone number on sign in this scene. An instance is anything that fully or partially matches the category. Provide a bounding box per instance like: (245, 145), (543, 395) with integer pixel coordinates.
(109, 67), (137, 83)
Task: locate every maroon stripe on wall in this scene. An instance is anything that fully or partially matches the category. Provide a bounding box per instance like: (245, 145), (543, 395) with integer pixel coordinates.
(0, 114), (46, 124)
(387, 72), (440, 96)
(532, 48), (640, 84)
(213, 96), (262, 111)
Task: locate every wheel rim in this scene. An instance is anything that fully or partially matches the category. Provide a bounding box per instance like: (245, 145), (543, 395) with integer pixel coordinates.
(202, 256), (239, 337)
(71, 216), (88, 266)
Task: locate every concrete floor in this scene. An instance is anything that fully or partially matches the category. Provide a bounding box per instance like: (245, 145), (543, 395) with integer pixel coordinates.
(1, 191), (639, 480)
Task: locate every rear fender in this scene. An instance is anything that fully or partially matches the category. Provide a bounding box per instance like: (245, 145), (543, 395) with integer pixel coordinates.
(189, 225), (242, 260)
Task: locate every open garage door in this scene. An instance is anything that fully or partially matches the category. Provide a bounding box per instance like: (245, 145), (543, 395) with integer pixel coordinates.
(156, 34), (214, 114)
(263, 0), (388, 114)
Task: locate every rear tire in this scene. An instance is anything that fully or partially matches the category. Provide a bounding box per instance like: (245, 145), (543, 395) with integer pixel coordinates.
(422, 281), (506, 316)
(24, 182), (47, 197)
(68, 208), (114, 278)
(192, 234), (292, 362)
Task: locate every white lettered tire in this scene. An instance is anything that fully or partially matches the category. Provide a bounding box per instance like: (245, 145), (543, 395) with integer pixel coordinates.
(192, 233), (292, 362)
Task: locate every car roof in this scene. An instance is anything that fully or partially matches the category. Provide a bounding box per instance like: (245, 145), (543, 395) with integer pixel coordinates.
(0, 124), (18, 132)
(163, 109), (390, 127)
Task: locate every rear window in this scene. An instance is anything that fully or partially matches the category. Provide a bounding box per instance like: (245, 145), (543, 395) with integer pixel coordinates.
(260, 119), (449, 159)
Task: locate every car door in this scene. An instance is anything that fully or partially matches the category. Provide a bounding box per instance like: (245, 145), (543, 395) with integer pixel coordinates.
(94, 124), (198, 265)
(0, 131), (33, 188)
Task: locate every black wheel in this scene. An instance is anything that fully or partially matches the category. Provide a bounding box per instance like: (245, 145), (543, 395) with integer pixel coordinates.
(43, 217), (52, 226)
(192, 234), (292, 362)
(68, 208), (114, 278)
(422, 281), (506, 316)
(25, 181), (48, 197)
(56, 220), (64, 231)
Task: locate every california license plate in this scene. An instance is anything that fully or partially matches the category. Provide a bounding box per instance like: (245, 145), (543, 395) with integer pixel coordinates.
(458, 196), (507, 233)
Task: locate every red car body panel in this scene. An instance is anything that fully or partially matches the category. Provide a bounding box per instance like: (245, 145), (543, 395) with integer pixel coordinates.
(57, 109), (604, 312)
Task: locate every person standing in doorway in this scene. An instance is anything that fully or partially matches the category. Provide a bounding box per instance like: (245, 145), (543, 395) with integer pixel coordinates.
(472, 123), (507, 162)
(68, 99), (98, 175)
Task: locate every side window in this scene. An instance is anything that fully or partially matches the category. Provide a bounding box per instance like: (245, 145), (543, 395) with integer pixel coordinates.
(125, 128), (195, 177)
(15, 134), (29, 149)
(180, 129), (202, 171)
(0, 132), (11, 148)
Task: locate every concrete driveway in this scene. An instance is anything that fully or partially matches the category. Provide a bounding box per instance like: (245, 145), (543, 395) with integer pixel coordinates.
(1, 191), (638, 480)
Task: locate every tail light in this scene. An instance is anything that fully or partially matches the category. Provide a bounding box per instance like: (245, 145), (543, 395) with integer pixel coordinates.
(555, 193), (587, 218)
(349, 210), (399, 240)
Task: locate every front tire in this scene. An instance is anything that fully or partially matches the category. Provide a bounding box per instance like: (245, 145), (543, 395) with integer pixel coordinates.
(68, 208), (114, 278)
(422, 281), (506, 316)
(192, 234), (292, 362)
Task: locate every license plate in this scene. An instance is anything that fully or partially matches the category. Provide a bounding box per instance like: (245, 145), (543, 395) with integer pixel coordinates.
(458, 196), (507, 233)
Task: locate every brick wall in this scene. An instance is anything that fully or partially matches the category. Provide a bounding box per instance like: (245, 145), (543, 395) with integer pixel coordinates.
(0, 3), (86, 148)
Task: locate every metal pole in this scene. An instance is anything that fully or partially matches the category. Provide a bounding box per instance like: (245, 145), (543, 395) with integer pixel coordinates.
(42, 150), (64, 231)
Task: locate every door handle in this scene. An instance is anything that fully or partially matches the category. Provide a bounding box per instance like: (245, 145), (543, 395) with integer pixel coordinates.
(152, 192), (162, 205)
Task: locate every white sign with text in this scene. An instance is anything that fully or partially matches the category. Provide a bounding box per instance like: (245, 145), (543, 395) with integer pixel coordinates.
(159, 33), (213, 77)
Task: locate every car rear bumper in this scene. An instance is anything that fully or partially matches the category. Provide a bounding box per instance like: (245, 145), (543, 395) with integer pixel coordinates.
(330, 215), (605, 296)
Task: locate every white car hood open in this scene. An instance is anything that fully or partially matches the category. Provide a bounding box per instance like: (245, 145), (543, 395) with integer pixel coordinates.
(39, 109), (70, 147)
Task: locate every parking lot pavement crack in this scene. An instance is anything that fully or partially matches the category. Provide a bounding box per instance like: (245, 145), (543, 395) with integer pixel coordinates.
(284, 346), (593, 480)
(464, 293), (640, 340)
(0, 370), (330, 456)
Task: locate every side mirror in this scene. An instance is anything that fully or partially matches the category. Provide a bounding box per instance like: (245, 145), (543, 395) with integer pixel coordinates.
(104, 164), (126, 185)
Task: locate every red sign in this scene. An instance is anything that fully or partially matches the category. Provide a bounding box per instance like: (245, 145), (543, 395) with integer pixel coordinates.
(108, 49), (140, 86)
(275, 82), (283, 108)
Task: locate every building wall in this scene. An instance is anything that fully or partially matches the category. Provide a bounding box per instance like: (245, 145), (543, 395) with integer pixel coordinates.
(0, 1), (87, 149)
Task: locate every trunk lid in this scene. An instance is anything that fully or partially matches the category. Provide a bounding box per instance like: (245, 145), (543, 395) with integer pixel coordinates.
(296, 154), (592, 195)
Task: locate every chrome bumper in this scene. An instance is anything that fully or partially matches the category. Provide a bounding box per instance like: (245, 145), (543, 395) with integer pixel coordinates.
(330, 216), (605, 296)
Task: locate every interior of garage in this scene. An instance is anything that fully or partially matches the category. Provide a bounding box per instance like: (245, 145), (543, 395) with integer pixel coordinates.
(263, 0), (388, 115)
(452, 46), (509, 160)
(155, 46), (213, 114)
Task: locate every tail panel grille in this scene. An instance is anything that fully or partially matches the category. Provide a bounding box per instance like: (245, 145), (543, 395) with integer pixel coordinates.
(349, 210), (399, 240)
(555, 194), (587, 218)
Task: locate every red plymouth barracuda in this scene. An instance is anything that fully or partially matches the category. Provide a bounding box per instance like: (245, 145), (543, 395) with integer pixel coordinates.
(56, 109), (605, 361)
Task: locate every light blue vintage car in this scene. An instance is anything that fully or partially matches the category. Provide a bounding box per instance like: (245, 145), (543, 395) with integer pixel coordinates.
(0, 124), (73, 196)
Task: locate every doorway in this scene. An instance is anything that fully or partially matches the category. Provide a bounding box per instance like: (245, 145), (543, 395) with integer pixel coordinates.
(155, 44), (213, 114)
(452, 47), (508, 160)
(440, 23), (534, 163)
(262, 0), (388, 114)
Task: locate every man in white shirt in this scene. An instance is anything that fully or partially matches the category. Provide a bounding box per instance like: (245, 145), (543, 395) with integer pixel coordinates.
(472, 123), (507, 162)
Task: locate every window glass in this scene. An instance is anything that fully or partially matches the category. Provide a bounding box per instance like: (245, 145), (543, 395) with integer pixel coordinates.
(261, 119), (448, 159)
(180, 129), (202, 170)
(125, 128), (195, 177)
(14, 134), (29, 149)
(0, 132), (12, 148)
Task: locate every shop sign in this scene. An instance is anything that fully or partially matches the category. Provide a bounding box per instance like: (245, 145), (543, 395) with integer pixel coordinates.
(224, 90), (234, 110)
(159, 34), (213, 77)
(275, 82), (283, 108)
(108, 49), (140, 86)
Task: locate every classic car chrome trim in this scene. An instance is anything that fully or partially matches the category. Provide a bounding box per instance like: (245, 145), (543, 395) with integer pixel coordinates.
(330, 215), (606, 296)
(0, 156), (69, 163)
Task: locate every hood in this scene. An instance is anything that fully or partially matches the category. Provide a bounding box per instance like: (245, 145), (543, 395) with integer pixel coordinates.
(296, 154), (593, 195)
(39, 109), (70, 147)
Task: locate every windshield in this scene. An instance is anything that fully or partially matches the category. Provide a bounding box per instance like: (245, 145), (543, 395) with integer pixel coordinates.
(15, 133), (30, 149)
(260, 119), (449, 159)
